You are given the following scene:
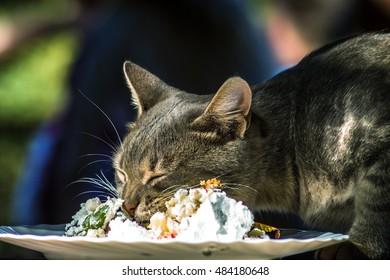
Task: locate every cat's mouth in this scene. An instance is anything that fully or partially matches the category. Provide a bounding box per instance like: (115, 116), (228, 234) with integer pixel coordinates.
(122, 200), (166, 226)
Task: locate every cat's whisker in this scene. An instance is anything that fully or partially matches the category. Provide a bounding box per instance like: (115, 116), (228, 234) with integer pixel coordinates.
(103, 128), (120, 153)
(68, 172), (119, 199)
(189, 182), (202, 189)
(148, 197), (170, 209)
(79, 131), (118, 153)
(160, 184), (190, 194)
(78, 159), (111, 174)
(214, 171), (234, 180)
(223, 182), (261, 197)
(79, 153), (114, 160)
(78, 89), (123, 147)
(151, 188), (182, 207)
(97, 171), (118, 196)
(73, 190), (111, 200)
(157, 189), (179, 200)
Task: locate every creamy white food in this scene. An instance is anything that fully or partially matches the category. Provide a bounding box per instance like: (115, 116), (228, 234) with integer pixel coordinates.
(149, 187), (255, 241)
(65, 181), (266, 241)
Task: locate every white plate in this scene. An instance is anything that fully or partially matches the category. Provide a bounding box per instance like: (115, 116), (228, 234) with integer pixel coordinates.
(0, 224), (348, 260)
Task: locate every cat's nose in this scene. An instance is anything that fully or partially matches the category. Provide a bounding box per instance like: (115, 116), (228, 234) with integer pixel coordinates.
(122, 202), (138, 218)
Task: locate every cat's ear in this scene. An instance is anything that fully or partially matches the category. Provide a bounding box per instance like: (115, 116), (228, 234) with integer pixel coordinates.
(123, 61), (172, 117)
(192, 77), (252, 139)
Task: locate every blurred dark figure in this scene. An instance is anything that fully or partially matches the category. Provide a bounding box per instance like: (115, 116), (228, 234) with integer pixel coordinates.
(12, 0), (276, 225)
(266, 0), (390, 70)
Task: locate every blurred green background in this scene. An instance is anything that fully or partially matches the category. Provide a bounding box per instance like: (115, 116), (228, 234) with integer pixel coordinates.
(0, 0), (78, 226)
(1, 0), (388, 260)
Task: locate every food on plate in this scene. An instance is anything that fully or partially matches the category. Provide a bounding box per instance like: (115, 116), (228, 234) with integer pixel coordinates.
(148, 182), (254, 241)
(65, 179), (279, 241)
(248, 222), (281, 239)
(64, 197), (124, 237)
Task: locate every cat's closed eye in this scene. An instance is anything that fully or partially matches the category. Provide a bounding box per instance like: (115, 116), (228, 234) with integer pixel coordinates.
(144, 173), (166, 187)
(116, 168), (128, 184)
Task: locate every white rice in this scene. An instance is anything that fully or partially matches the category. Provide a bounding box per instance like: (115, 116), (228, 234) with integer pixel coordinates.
(65, 187), (265, 241)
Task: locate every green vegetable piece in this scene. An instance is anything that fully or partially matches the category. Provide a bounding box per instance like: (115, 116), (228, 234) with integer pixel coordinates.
(82, 204), (110, 230)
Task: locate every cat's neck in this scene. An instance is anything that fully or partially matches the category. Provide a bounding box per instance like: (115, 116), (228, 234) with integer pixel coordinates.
(240, 82), (299, 213)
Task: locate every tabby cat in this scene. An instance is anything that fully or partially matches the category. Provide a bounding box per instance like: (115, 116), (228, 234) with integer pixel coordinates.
(113, 32), (390, 259)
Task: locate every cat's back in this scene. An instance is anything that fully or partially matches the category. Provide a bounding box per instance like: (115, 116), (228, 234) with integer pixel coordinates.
(303, 32), (390, 68)
(292, 32), (390, 128)
(287, 32), (390, 180)
(295, 32), (389, 91)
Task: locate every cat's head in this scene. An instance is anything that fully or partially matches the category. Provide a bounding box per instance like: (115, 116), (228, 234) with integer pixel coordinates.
(114, 61), (253, 224)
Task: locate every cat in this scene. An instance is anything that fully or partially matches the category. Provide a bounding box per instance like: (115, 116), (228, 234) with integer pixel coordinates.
(113, 32), (390, 259)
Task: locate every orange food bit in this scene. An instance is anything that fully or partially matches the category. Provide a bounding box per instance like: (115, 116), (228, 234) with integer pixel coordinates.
(200, 178), (223, 190)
